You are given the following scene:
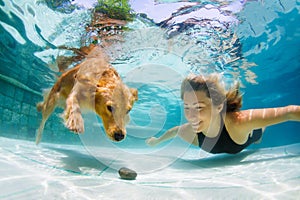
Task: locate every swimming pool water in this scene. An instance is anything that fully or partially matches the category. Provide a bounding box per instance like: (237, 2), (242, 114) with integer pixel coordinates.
(0, 0), (300, 198)
(0, 0), (299, 147)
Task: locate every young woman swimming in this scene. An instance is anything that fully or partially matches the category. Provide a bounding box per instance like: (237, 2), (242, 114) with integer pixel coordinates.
(146, 74), (300, 154)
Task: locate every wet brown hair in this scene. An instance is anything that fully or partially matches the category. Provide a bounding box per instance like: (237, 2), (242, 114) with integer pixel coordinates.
(180, 74), (242, 112)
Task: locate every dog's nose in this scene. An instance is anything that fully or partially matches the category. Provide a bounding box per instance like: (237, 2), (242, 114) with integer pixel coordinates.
(114, 132), (125, 141)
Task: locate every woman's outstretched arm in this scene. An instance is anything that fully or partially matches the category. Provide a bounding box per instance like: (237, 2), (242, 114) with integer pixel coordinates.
(233, 105), (300, 133)
(146, 126), (180, 146)
(146, 123), (199, 147)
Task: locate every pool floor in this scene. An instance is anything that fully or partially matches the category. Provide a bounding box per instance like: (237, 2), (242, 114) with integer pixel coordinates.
(0, 137), (299, 199)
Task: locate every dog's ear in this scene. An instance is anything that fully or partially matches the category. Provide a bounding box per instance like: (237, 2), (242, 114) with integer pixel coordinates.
(101, 67), (119, 78)
(97, 68), (119, 89)
(96, 84), (109, 94)
(130, 88), (138, 101)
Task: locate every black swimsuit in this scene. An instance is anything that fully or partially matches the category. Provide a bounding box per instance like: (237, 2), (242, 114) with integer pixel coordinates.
(197, 118), (262, 154)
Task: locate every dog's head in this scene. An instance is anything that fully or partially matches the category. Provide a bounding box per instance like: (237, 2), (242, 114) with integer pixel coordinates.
(95, 68), (138, 142)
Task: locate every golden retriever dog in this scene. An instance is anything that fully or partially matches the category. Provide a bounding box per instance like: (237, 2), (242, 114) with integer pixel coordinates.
(36, 44), (138, 144)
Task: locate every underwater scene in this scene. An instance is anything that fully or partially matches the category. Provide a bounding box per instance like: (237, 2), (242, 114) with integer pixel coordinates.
(0, 0), (300, 199)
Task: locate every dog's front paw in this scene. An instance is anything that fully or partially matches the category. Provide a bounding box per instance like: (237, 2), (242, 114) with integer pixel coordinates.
(65, 111), (84, 133)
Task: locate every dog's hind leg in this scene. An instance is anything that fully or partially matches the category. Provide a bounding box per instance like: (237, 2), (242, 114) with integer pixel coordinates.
(36, 66), (79, 144)
(36, 93), (59, 144)
(36, 118), (46, 145)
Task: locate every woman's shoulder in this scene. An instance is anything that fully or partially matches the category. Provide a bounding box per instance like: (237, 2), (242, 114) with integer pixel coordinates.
(224, 111), (248, 124)
(224, 111), (254, 144)
(224, 110), (254, 131)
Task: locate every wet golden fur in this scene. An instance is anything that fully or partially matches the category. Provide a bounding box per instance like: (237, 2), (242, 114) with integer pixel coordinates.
(36, 45), (138, 144)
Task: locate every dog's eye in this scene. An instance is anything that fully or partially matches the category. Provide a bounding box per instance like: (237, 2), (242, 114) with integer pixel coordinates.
(126, 109), (131, 114)
(107, 105), (114, 113)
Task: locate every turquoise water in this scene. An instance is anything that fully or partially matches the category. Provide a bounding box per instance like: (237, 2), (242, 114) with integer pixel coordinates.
(0, 0), (300, 199)
(0, 0), (299, 147)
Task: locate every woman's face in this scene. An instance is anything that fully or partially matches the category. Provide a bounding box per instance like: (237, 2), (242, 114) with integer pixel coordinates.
(183, 90), (220, 133)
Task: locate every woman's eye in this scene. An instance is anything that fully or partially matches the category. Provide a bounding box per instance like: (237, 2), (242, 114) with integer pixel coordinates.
(107, 105), (114, 113)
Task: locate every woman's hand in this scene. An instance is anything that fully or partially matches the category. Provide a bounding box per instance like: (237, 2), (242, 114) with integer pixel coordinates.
(146, 137), (160, 147)
(146, 126), (181, 147)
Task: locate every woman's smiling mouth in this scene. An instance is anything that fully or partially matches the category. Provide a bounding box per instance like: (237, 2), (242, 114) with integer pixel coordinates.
(191, 121), (201, 129)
